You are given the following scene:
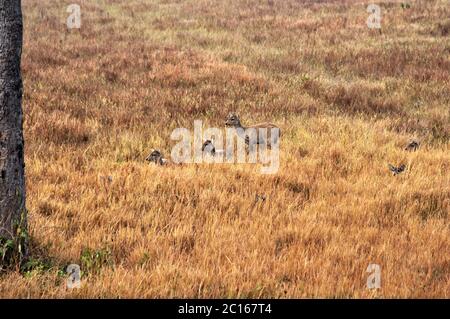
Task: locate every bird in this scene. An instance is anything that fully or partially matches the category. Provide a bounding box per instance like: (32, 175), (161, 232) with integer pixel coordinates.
(145, 150), (168, 165)
(388, 164), (406, 176)
(405, 140), (419, 151)
(202, 139), (216, 156)
(202, 138), (225, 159)
(224, 113), (280, 149)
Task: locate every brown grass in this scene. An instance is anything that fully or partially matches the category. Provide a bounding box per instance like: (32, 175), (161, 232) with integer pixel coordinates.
(0, 0), (448, 298)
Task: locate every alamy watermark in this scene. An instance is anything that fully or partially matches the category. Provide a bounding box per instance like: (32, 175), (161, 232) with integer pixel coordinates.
(67, 4), (81, 29)
(366, 263), (381, 289)
(367, 4), (381, 29)
(66, 264), (81, 289)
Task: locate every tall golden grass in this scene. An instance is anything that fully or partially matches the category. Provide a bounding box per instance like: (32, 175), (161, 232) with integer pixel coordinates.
(0, 0), (448, 298)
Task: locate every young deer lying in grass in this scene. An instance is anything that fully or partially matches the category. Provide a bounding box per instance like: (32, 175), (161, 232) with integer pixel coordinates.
(224, 113), (280, 149)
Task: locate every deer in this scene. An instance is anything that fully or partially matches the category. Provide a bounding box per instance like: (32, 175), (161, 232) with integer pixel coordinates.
(224, 113), (280, 150)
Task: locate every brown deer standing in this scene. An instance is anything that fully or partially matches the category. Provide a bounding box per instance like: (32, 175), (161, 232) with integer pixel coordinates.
(224, 113), (280, 150)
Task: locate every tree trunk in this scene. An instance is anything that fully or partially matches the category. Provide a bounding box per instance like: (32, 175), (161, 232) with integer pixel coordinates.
(0, 0), (26, 255)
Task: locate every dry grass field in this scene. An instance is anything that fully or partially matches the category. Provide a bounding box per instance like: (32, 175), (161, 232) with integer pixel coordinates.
(0, 0), (449, 298)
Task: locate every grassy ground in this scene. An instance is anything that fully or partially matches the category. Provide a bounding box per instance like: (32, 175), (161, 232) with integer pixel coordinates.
(0, 0), (448, 298)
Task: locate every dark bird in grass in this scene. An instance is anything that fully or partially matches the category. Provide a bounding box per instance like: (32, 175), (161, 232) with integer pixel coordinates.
(202, 140), (216, 156)
(405, 140), (419, 151)
(388, 164), (406, 176)
(202, 139), (224, 158)
(146, 150), (167, 165)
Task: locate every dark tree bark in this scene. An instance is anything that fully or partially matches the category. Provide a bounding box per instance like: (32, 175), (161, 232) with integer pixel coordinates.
(0, 0), (26, 251)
